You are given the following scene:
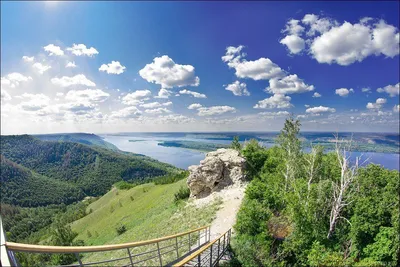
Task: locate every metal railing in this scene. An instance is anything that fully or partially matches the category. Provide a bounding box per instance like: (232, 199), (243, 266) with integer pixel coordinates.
(173, 228), (231, 267)
(3, 225), (211, 267)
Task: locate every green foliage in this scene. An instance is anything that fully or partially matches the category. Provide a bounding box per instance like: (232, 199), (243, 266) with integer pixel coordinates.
(153, 171), (189, 185)
(174, 186), (190, 203)
(114, 181), (136, 190)
(241, 139), (269, 179)
(230, 136), (242, 151)
(115, 224), (127, 235)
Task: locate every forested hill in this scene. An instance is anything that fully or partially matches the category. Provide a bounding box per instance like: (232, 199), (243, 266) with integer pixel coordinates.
(1, 135), (179, 207)
(34, 133), (119, 151)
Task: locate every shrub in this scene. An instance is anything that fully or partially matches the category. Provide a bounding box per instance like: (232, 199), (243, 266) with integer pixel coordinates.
(116, 224), (127, 235)
(174, 186), (190, 203)
(115, 181), (136, 190)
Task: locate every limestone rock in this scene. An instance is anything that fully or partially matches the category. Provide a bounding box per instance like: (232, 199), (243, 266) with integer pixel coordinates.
(187, 148), (246, 198)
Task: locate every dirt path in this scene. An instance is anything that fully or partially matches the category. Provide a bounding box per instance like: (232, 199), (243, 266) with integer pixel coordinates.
(191, 185), (247, 240)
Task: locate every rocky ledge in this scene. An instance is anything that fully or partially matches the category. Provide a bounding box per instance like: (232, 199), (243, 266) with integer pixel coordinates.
(187, 148), (247, 198)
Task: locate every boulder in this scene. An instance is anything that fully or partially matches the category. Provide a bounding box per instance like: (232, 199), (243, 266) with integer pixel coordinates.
(187, 148), (246, 198)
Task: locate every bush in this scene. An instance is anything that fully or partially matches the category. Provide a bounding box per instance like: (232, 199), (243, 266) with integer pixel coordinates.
(114, 181), (136, 190)
(174, 186), (190, 203)
(116, 224), (127, 235)
(153, 171), (189, 185)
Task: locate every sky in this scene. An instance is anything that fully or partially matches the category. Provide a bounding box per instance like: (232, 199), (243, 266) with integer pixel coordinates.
(1, 1), (399, 134)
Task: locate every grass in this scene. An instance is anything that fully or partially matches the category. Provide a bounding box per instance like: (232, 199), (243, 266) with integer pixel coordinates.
(70, 179), (222, 265)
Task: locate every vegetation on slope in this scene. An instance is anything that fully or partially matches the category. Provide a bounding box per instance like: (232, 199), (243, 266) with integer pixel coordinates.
(1, 135), (179, 206)
(232, 117), (399, 266)
(158, 140), (230, 152)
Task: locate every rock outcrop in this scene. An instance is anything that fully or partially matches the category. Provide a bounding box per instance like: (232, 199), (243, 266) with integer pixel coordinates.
(187, 148), (246, 198)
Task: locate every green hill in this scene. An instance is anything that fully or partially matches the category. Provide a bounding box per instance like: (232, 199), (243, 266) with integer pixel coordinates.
(1, 135), (179, 206)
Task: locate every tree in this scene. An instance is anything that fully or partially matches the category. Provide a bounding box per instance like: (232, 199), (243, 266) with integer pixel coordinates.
(276, 115), (302, 191)
(231, 136), (242, 151)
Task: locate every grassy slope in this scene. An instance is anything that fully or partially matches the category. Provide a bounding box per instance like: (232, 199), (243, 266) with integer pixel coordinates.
(71, 179), (221, 264)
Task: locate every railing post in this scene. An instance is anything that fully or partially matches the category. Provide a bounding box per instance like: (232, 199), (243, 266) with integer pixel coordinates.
(209, 243), (213, 267)
(222, 233), (226, 251)
(75, 253), (84, 267)
(217, 237), (220, 262)
(208, 226), (211, 242)
(127, 248), (134, 267)
(157, 242), (163, 266)
(198, 230), (201, 247)
(175, 236), (179, 259)
(188, 232), (191, 252)
(197, 254), (201, 267)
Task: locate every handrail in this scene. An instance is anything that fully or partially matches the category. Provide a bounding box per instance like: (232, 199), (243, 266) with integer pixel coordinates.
(173, 228), (231, 267)
(6, 225), (209, 253)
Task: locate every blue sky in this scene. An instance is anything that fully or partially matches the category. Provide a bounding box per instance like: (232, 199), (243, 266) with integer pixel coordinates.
(1, 1), (399, 134)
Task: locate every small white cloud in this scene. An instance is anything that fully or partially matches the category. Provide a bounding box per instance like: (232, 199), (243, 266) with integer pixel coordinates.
(280, 35), (305, 54)
(145, 108), (171, 114)
(140, 101), (172, 108)
(366, 98), (387, 110)
(51, 74), (96, 87)
(254, 94), (292, 109)
(65, 89), (110, 103)
(65, 61), (77, 68)
(154, 88), (172, 99)
(306, 106), (336, 114)
(266, 74), (314, 95)
(110, 106), (142, 119)
(43, 44), (64, 56)
(56, 92), (64, 97)
(1, 73), (32, 88)
(197, 105), (236, 116)
(258, 111), (290, 117)
(377, 83), (399, 97)
(139, 55), (200, 88)
(67, 43), (99, 57)
(335, 88), (353, 97)
(32, 62), (52, 74)
(313, 92), (322, 98)
(17, 93), (51, 111)
(99, 61), (126, 75)
(188, 103), (203, 110)
(179, 89), (207, 98)
(122, 90), (152, 105)
(225, 81), (250, 96)
(393, 105), (400, 113)
(22, 56), (35, 62)
(362, 87), (371, 93)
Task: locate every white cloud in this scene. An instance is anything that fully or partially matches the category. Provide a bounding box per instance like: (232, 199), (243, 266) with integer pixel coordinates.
(145, 108), (171, 114)
(225, 81), (250, 96)
(377, 83), (399, 97)
(17, 93), (51, 111)
(280, 35), (305, 54)
(99, 61), (126, 75)
(56, 92), (64, 97)
(306, 106), (336, 114)
(65, 89), (110, 103)
(140, 101), (172, 108)
(155, 114), (194, 124)
(197, 106), (236, 116)
(259, 111), (290, 117)
(266, 74), (314, 94)
(122, 90), (151, 105)
(32, 62), (52, 74)
(253, 94), (292, 109)
(66, 61), (77, 68)
(393, 105), (400, 113)
(304, 104), (310, 108)
(179, 89), (207, 98)
(154, 88), (172, 99)
(366, 98), (387, 110)
(1, 89), (12, 101)
(51, 74), (96, 87)
(43, 44), (64, 56)
(22, 56), (35, 62)
(1, 73), (32, 88)
(67, 43), (99, 57)
(139, 55), (200, 88)
(109, 106), (142, 119)
(188, 103), (203, 110)
(313, 92), (322, 98)
(222, 46), (285, 80)
(281, 15), (400, 65)
(362, 87), (371, 93)
(335, 88), (354, 97)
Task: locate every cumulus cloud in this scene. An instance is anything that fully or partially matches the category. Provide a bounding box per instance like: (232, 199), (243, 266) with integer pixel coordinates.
(253, 94), (292, 109)
(377, 83), (399, 97)
(154, 88), (172, 99)
(366, 98), (387, 110)
(32, 63), (52, 74)
(109, 106), (142, 119)
(266, 74), (314, 94)
(99, 61), (126, 75)
(22, 56), (35, 62)
(335, 88), (354, 97)
(306, 106), (336, 114)
(51, 74), (96, 87)
(258, 111), (290, 118)
(17, 93), (51, 111)
(140, 101), (172, 108)
(66, 61), (77, 68)
(122, 90), (151, 105)
(145, 108), (171, 114)
(1, 89), (12, 101)
(197, 106), (236, 116)
(362, 87), (371, 93)
(225, 81), (250, 96)
(139, 55), (200, 88)
(280, 15), (400, 65)
(393, 105), (400, 113)
(179, 89), (207, 98)
(1, 73), (32, 88)
(65, 89), (110, 103)
(67, 44), (99, 57)
(222, 46), (285, 80)
(313, 92), (322, 98)
(43, 44), (64, 56)
(188, 103), (203, 110)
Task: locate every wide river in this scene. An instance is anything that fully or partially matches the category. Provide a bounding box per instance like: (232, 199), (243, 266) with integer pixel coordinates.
(101, 134), (400, 171)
